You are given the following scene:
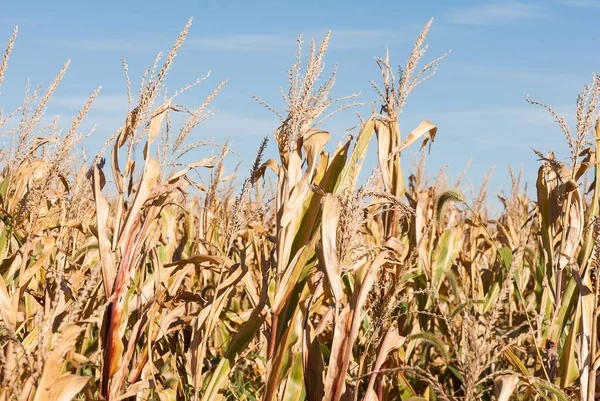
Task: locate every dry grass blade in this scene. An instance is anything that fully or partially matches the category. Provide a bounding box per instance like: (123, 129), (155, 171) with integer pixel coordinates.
(494, 375), (519, 401)
(33, 324), (87, 401)
(364, 324), (404, 401)
(324, 252), (388, 401)
(319, 194), (343, 302)
(386, 120), (437, 162)
(91, 164), (115, 296)
(0, 14), (598, 401)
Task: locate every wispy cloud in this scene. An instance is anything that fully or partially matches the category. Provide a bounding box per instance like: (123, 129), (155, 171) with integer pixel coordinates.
(188, 34), (293, 53)
(199, 110), (280, 137)
(306, 29), (407, 50)
(49, 38), (149, 52)
(447, 61), (580, 85)
(406, 104), (575, 153)
(556, 0), (600, 8)
(175, 30), (401, 53)
(50, 33), (285, 54)
(0, 16), (35, 26)
(47, 29), (401, 54)
(429, 105), (574, 129)
(50, 93), (129, 114)
(49, 92), (279, 138)
(447, 1), (549, 26)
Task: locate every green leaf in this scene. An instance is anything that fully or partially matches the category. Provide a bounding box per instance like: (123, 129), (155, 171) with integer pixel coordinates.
(432, 226), (462, 293)
(482, 282), (500, 314)
(559, 309), (580, 388)
(503, 348), (528, 375)
(282, 351), (306, 401)
(498, 246), (513, 270)
(201, 308), (266, 401)
(0, 172), (10, 200)
(446, 365), (463, 381)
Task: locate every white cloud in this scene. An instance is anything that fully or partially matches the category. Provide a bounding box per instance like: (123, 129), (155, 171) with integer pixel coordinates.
(428, 105), (574, 128)
(49, 38), (148, 52)
(51, 93), (129, 114)
(185, 30), (401, 52)
(447, 61), (580, 85)
(48, 91), (279, 139)
(403, 104), (575, 154)
(47, 29), (401, 54)
(188, 34), (293, 53)
(199, 110), (280, 137)
(0, 16), (34, 26)
(556, 0), (600, 8)
(447, 1), (549, 26)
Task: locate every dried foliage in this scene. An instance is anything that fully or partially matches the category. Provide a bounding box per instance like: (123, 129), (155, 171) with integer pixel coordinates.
(0, 17), (599, 401)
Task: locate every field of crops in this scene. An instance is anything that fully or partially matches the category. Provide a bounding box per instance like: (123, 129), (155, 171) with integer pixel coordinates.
(1, 17), (599, 401)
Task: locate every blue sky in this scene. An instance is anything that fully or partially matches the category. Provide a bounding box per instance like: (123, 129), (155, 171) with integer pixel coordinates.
(1, 0), (599, 203)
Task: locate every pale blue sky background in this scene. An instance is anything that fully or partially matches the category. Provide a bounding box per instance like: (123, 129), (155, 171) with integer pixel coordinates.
(1, 0), (600, 202)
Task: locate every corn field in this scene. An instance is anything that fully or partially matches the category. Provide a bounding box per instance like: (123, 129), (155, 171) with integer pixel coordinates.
(1, 17), (600, 401)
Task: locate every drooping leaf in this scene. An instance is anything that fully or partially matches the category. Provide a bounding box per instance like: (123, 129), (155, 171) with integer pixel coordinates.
(319, 194), (343, 303)
(386, 120), (437, 161)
